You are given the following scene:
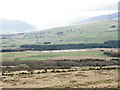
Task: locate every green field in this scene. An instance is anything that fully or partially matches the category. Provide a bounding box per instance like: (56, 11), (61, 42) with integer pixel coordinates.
(1, 49), (113, 61)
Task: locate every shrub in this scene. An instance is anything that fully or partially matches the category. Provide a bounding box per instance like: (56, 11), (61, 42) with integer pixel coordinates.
(19, 72), (28, 74)
(51, 69), (55, 73)
(55, 70), (60, 72)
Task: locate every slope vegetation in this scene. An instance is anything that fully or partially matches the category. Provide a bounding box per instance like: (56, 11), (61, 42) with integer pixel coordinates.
(1, 20), (118, 47)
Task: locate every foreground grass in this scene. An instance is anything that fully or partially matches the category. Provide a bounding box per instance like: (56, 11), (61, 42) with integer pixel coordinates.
(1, 69), (118, 88)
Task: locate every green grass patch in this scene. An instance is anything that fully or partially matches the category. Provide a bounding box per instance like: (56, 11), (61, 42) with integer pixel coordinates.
(1, 50), (112, 61)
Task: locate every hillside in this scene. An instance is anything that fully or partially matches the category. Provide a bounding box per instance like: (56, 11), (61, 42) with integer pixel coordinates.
(71, 13), (118, 26)
(0, 19), (37, 34)
(1, 19), (118, 47)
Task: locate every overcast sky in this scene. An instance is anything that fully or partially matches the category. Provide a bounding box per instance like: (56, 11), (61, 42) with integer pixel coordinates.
(0, 0), (119, 30)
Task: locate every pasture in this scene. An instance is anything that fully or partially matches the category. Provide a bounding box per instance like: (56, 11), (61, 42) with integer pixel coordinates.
(1, 49), (115, 61)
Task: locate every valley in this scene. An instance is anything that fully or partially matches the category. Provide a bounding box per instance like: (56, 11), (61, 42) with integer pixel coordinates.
(0, 13), (119, 89)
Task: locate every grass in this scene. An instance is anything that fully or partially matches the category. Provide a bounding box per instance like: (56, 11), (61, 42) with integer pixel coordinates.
(2, 69), (118, 88)
(1, 50), (112, 61)
(50, 79), (117, 88)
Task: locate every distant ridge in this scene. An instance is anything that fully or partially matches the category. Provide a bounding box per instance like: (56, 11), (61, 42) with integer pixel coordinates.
(0, 19), (37, 34)
(71, 13), (118, 26)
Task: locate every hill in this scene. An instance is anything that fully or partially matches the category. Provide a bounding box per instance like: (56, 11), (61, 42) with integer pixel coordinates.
(0, 19), (37, 34)
(71, 13), (118, 26)
(1, 19), (118, 47)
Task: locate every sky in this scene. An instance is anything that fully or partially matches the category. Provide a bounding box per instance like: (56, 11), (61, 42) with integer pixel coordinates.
(0, 0), (119, 30)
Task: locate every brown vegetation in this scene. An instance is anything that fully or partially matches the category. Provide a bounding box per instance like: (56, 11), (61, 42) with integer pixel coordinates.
(1, 59), (119, 73)
(1, 69), (118, 88)
(103, 49), (120, 57)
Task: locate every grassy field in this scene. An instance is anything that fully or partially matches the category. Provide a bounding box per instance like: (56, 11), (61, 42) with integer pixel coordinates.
(1, 49), (114, 61)
(1, 49), (119, 88)
(1, 68), (119, 88)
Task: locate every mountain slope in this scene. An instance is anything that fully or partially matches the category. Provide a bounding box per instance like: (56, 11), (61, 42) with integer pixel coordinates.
(0, 19), (37, 34)
(1, 19), (118, 47)
(71, 13), (118, 26)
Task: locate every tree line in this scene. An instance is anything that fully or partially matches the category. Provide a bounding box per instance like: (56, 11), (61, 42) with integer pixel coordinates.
(20, 40), (119, 50)
(0, 40), (119, 52)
